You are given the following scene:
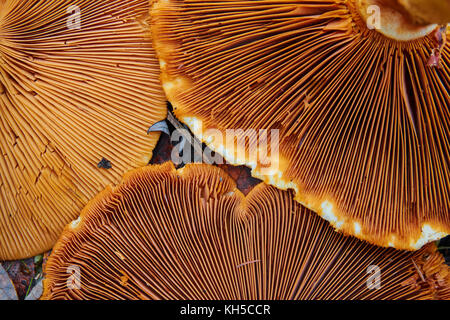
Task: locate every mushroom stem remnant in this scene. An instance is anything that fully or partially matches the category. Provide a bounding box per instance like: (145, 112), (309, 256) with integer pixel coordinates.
(397, 0), (450, 25)
(356, 0), (450, 41)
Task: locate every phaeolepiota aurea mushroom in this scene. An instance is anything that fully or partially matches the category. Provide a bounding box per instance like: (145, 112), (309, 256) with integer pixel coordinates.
(41, 162), (450, 300)
(0, 0), (166, 260)
(151, 0), (450, 250)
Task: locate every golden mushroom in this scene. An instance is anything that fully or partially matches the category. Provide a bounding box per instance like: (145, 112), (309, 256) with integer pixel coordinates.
(151, 0), (450, 250)
(0, 0), (166, 260)
(42, 163), (450, 300)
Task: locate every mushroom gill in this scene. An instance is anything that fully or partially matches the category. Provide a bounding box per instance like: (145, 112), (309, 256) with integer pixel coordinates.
(42, 162), (450, 300)
(0, 0), (167, 260)
(151, 0), (450, 250)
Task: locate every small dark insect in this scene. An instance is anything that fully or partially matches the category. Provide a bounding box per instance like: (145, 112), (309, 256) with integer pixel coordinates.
(97, 158), (112, 169)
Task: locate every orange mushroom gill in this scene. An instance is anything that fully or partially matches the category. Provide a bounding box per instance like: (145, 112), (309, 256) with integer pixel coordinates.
(0, 0), (167, 260)
(42, 163), (450, 300)
(151, 0), (450, 250)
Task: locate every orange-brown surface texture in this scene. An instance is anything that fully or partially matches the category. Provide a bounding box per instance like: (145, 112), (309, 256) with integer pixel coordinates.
(42, 163), (450, 300)
(151, 0), (450, 250)
(0, 0), (167, 260)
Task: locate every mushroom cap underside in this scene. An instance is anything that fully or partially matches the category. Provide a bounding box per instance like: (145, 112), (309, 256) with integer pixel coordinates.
(42, 162), (450, 300)
(0, 0), (167, 260)
(151, 0), (450, 250)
